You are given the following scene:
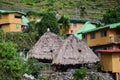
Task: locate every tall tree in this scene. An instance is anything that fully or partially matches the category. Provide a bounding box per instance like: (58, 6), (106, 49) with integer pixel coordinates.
(58, 15), (70, 34)
(37, 13), (59, 36)
(102, 9), (120, 24)
(102, 5), (120, 24)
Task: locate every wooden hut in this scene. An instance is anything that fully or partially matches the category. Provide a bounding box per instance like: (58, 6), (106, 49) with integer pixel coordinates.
(52, 35), (99, 66)
(28, 31), (63, 62)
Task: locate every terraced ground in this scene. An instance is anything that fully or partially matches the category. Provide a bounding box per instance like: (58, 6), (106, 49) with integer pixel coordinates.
(0, 0), (118, 20)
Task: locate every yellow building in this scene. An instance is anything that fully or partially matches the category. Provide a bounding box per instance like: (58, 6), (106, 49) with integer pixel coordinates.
(0, 10), (26, 32)
(59, 19), (99, 35)
(82, 23), (120, 50)
(96, 50), (120, 80)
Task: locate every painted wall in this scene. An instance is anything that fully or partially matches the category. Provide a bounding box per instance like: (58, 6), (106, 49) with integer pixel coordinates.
(59, 23), (84, 34)
(101, 52), (120, 72)
(86, 28), (109, 47)
(101, 53), (113, 71)
(9, 24), (22, 32)
(0, 13), (22, 32)
(0, 14), (9, 24)
(68, 23), (84, 34)
(85, 28), (120, 49)
(1, 24), (10, 32)
(112, 53), (120, 72)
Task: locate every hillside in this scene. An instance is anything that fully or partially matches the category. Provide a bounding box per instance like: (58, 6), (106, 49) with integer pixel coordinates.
(0, 0), (118, 20)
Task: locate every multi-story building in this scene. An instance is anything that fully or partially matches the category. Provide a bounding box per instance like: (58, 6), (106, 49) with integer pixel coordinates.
(59, 19), (100, 35)
(82, 23), (120, 51)
(0, 10), (27, 32)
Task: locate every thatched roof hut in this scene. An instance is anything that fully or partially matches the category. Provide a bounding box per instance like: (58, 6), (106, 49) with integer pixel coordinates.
(28, 31), (63, 61)
(52, 35), (99, 65)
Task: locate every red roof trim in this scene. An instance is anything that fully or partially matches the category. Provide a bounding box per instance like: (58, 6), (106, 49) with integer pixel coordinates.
(96, 50), (120, 53)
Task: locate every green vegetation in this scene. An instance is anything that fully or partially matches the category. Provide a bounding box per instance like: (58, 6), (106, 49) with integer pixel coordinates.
(0, 0), (118, 20)
(37, 13), (59, 36)
(89, 73), (103, 80)
(58, 15), (70, 34)
(26, 58), (44, 78)
(0, 31), (37, 51)
(0, 42), (25, 80)
(102, 6), (120, 24)
(73, 67), (87, 80)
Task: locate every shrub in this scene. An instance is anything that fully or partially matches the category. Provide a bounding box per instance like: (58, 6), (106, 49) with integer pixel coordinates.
(26, 58), (44, 78)
(0, 42), (25, 80)
(73, 67), (87, 80)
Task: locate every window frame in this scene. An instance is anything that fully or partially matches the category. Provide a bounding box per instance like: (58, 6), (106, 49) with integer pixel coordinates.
(73, 23), (77, 28)
(14, 14), (22, 19)
(100, 30), (107, 37)
(90, 32), (96, 39)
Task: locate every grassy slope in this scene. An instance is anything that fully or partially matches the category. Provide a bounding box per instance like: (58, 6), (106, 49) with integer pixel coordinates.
(0, 0), (117, 20)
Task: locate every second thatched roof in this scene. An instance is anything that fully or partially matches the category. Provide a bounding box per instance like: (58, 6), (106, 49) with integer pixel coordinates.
(52, 35), (99, 65)
(28, 31), (63, 60)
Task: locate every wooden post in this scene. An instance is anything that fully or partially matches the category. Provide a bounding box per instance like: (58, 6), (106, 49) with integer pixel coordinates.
(116, 72), (120, 80)
(116, 73), (118, 80)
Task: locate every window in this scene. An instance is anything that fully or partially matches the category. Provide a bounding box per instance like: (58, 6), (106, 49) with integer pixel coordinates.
(0, 15), (2, 19)
(83, 34), (86, 38)
(59, 25), (62, 29)
(73, 23), (77, 28)
(101, 31), (107, 37)
(90, 32), (95, 39)
(70, 30), (73, 34)
(116, 30), (120, 34)
(14, 14), (21, 18)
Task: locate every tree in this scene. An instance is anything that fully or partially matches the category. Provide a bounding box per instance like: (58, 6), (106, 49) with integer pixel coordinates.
(37, 13), (59, 36)
(0, 42), (25, 80)
(102, 6), (120, 24)
(58, 16), (70, 36)
(58, 15), (70, 30)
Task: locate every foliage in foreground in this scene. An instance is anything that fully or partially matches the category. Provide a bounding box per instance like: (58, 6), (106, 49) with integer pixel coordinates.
(0, 42), (25, 80)
(26, 58), (44, 78)
(73, 67), (87, 80)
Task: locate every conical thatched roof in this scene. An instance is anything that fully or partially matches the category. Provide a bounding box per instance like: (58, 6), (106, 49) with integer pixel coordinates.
(28, 31), (63, 60)
(52, 35), (99, 65)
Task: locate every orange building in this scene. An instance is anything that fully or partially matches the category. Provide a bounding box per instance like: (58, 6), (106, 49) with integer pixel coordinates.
(0, 10), (26, 32)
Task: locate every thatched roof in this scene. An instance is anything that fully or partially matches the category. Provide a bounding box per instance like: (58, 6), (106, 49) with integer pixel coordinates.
(28, 31), (63, 60)
(52, 35), (99, 65)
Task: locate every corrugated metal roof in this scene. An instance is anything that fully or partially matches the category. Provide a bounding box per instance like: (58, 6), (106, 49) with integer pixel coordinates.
(22, 16), (29, 26)
(74, 21), (96, 39)
(0, 10), (26, 15)
(83, 22), (120, 33)
(70, 19), (101, 25)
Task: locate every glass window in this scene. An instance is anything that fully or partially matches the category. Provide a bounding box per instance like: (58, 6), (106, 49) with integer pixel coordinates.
(14, 14), (21, 18)
(0, 15), (2, 19)
(101, 31), (107, 37)
(90, 32), (95, 39)
(73, 23), (77, 28)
